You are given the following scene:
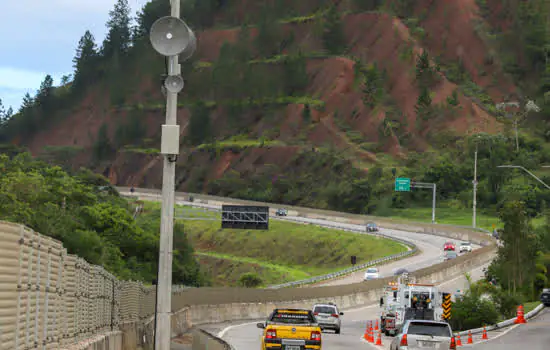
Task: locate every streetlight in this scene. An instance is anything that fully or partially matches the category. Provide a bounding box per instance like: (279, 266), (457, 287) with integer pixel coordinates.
(497, 165), (550, 190)
(148, 1), (196, 349)
(495, 100), (540, 152)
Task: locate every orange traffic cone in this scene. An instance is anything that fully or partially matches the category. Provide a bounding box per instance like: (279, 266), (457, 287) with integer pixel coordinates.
(375, 329), (383, 345)
(467, 331), (473, 344)
(369, 325), (374, 342)
(456, 334), (462, 346)
(514, 305), (527, 324)
(482, 326), (488, 340)
(363, 322), (369, 340)
(375, 320), (379, 331)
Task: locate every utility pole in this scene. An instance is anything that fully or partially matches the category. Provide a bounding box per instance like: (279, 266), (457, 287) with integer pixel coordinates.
(148, 1), (196, 349)
(473, 143), (478, 228)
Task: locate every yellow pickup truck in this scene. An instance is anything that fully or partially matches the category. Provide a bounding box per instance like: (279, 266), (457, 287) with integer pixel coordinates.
(256, 308), (322, 350)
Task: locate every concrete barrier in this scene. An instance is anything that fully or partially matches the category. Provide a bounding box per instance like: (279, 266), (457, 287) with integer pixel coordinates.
(174, 245), (496, 326)
(192, 328), (232, 350)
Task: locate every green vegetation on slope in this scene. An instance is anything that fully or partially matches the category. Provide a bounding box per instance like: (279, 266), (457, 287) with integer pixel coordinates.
(0, 151), (206, 286)
(178, 214), (407, 273)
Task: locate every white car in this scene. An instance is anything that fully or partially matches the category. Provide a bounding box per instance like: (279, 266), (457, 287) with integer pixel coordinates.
(364, 267), (380, 280)
(459, 242), (472, 253)
(313, 303), (343, 334)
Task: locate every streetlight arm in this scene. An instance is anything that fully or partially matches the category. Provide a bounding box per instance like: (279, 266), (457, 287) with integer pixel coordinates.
(499, 165), (550, 190)
(517, 166), (550, 190)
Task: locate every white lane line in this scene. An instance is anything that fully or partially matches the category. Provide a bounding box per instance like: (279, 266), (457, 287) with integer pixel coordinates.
(459, 324), (519, 346)
(218, 321), (260, 338)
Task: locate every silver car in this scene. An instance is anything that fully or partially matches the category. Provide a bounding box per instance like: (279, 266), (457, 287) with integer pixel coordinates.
(312, 303), (343, 334)
(390, 320), (456, 350)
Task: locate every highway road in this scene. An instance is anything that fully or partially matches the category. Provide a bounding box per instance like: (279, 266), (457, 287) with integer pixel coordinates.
(198, 264), (487, 350)
(468, 308), (550, 350)
(128, 190), (479, 288)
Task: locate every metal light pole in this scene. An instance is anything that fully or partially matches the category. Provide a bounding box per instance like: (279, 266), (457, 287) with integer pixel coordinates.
(497, 165), (550, 190)
(473, 144), (478, 228)
(148, 2), (196, 349)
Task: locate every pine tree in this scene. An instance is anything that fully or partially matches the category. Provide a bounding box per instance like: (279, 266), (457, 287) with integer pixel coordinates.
(103, 0), (132, 58)
(255, 8), (282, 57)
(283, 52), (309, 96)
(188, 101), (211, 145)
(322, 4), (346, 55)
(72, 30), (98, 91)
(415, 87), (433, 120)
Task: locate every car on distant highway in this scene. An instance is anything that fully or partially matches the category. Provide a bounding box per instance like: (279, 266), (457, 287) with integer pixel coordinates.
(443, 250), (458, 261)
(366, 222), (379, 232)
(257, 308), (322, 349)
(275, 208), (288, 216)
(540, 288), (550, 307)
(312, 302), (343, 334)
(390, 320), (456, 350)
(364, 267), (380, 280)
(443, 241), (455, 251)
(459, 242), (472, 253)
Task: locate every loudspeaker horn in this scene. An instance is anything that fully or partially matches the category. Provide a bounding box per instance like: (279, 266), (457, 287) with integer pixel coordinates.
(164, 75), (184, 93)
(150, 16), (196, 58)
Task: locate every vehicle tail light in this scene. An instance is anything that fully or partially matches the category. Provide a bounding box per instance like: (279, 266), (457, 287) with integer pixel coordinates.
(400, 334), (408, 346)
(314, 312), (318, 315)
(450, 336), (456, 349)
(310, 330), (321, 341)
(331, 313), (339, 318)
(266, 329), (277, 339)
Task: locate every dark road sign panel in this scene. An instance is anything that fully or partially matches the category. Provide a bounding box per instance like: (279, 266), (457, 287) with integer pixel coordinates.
(442, 293), (451, 320)
(221, 205), (269, 230)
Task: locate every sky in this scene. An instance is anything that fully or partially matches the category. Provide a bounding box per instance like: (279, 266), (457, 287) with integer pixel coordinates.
(0, 0), (150, 112)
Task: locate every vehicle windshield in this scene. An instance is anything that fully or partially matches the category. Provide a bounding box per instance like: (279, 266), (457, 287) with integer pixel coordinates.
(407, 322), (451, 337)
(367, 223), (376, 226)
(367, 268), (378, 273)
(270, 310), (316, 324)
(313, 306), (336, 314)
(461, 242), (470, 246)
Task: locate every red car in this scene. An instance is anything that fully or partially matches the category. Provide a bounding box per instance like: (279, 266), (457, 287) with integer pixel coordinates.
(443, 242), (456, 251)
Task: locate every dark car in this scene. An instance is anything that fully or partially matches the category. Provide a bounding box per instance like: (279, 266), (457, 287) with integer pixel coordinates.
(275, 208), (288, 216)
(541, 288), (550, 307)
(393, 268), (409, 276)
(366, 222), (379, 232)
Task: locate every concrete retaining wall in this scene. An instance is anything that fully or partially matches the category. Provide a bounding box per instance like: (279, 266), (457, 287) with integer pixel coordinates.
(178, 245), (496, 326)
(192, 328), (232, 350)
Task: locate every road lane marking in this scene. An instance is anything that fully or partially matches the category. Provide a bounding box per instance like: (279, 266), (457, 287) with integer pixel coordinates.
(218, 321), (261, 338)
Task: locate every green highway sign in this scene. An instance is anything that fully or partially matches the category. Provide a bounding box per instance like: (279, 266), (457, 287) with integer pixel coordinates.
(395, 178), (411, 191)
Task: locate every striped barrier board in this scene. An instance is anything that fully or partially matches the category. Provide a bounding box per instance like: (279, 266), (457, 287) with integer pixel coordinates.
(442, 293), (452, 320)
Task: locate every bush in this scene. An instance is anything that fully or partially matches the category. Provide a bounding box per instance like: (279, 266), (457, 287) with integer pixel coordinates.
(239, 272), (263, 287)
(449, 293), (499, 331)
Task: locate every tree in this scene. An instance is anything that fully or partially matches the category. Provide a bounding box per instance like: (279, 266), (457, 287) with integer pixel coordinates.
(302, 104), (311, 123)
(322, 4), (346, 55)
(254, 8), (282, 57)
(102, 0), (132, 58)
(489, 200), (538, 295)
(93, 123), (113, 161)
(188, 101), (212, 145)
(35, 75), (55, 120)
(362, 63), (384, 108)
(415, 51), (438, 88)
(72, 30), (98, 92)
(282, 52), (309, 95)
(415, 87), (433, 120)
(0, 98), (12, 125)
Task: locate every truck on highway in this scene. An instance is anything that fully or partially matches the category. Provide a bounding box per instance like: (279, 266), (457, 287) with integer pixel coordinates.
(380, 275), (445, 336)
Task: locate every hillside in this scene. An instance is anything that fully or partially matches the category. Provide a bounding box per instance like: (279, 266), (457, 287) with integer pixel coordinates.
(1, 0), (550, 217)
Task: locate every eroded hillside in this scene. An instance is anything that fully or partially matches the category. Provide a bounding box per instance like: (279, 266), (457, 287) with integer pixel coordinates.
(4, 0), (546, 212)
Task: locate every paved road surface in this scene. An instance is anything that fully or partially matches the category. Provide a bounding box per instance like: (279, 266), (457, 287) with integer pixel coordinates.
(131, 191), (478, 288)
(198, 264), (487, 350)
(467, 308), (549, 350)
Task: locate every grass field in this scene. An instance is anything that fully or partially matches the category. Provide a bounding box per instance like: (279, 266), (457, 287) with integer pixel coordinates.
(377, 206), (546, 231)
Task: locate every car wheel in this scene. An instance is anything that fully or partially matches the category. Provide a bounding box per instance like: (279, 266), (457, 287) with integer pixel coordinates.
(544, 303), (550, 307)
(385, 330), (390, 336)
(335, 328), (341, 334)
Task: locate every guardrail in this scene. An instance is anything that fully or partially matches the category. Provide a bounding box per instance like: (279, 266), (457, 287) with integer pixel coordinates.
(456, 304), (546, 337)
